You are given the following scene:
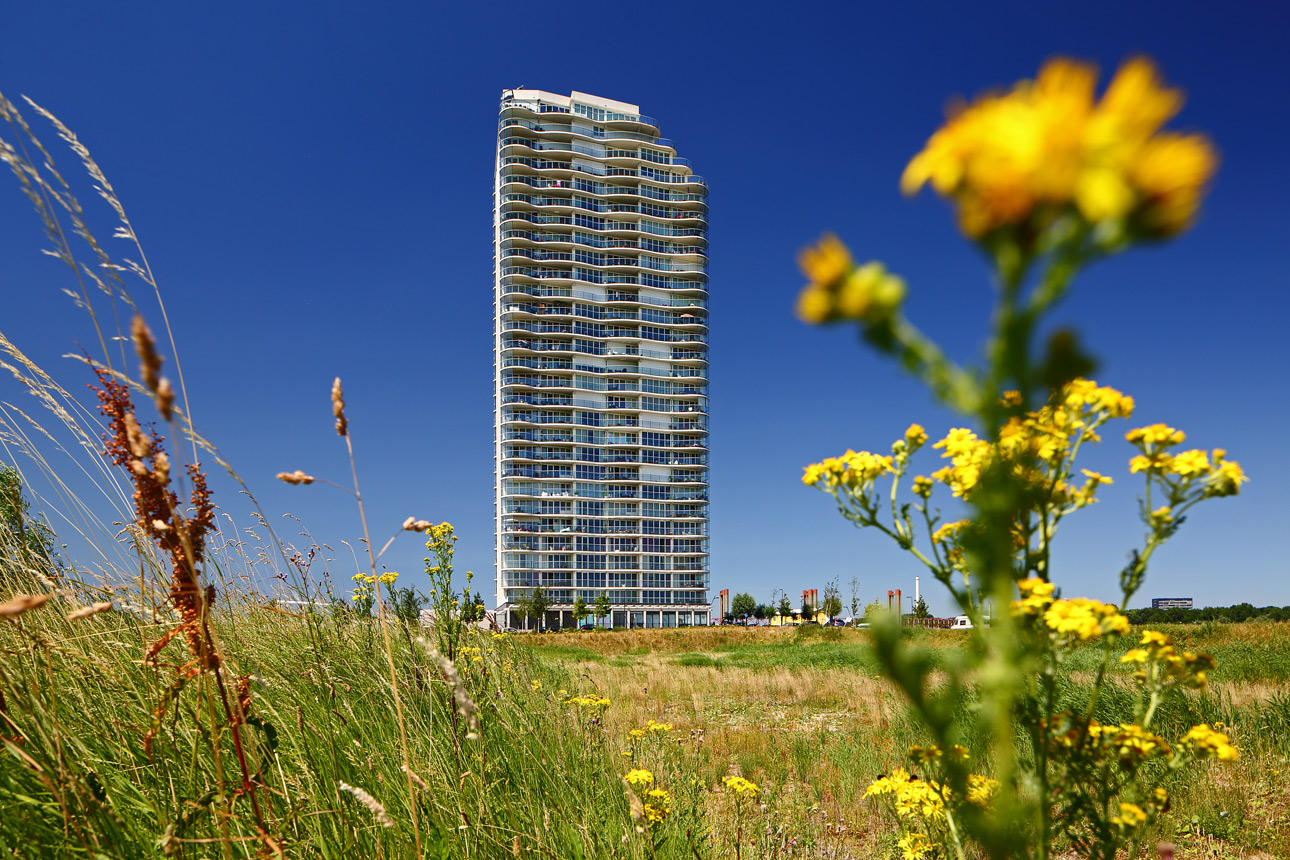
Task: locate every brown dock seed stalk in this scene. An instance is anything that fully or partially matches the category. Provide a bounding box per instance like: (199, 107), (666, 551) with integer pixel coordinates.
(94, 365), (217, 668)
(0, 593), (52, 617)
(331, 377), (347, 437)
(66, 601), (113, 620)
(276, 470), (315, 485)
(338, 782), (394, 828)
(402, 517), (433, 532)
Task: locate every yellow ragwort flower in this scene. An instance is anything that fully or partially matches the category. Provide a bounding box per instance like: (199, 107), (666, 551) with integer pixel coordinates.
(901, 56), (1215, 238)
(796, 236), (905, 325)
(625, 768), (654, 788)
(1043, 597), (1129, 641)
(1126, 423), (1186, 447)
(644, 788), (671, 823)
(1180, 724), (1240, 761)
(897, 832), (934, 860)
(723, 775), (760, 799)
(1111, 802), (1148, 829)
(905, 423), (929, 450)
(1170, 449), (1211, 477)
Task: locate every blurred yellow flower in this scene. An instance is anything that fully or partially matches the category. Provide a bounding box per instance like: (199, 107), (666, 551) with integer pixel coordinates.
(1044, 597), (1129, 641)
(796, 238), (906, 326)
(902, 56), (1216, 239)
(1180, 724), (1240, 761)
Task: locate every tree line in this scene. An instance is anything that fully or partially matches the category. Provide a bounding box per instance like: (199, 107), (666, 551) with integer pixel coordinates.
(1124, 603), (1290, 625)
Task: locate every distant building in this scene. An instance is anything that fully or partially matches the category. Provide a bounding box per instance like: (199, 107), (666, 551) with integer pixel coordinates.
(1151, 597), (1194, 610)
(493, 89), (710, 631)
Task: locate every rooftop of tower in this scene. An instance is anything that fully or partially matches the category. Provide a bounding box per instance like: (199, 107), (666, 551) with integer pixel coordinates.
(499, 89), (657, 128)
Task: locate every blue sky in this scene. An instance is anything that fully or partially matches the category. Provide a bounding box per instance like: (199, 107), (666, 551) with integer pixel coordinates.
(1, 2), (1286, 615)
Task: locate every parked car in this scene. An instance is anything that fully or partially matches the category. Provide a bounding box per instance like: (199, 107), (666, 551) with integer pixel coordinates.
(579, 623), (595, 631)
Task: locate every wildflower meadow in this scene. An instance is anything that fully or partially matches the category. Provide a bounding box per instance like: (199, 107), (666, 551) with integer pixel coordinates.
(1, 54), (1286, 860)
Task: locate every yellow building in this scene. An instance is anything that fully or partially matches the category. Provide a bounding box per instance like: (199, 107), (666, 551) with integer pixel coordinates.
(768, 609), (831, 627)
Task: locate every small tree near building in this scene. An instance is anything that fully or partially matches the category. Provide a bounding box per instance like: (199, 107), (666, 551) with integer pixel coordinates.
(913, 596), (931, 618)
(572, 594), (590, 627)
(525, 586), (549, 631)
(777, 595), (793, 619)
(593, 591), (613, 628)
(822, 577), (843, 624)
(864, 597), (884, 623)
(849, 576), (861, 618)
(731, 592), (756, 622)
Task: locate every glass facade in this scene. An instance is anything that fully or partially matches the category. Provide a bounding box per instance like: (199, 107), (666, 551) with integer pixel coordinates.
(493, 90), (709, 629)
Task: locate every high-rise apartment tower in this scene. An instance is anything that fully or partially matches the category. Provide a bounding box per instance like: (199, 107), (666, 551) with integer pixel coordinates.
(493, 89), (710, 630)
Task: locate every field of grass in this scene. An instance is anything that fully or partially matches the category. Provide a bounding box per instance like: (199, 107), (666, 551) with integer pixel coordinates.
(5, 592), (1289, 859)
(527, 624), (1290, 860)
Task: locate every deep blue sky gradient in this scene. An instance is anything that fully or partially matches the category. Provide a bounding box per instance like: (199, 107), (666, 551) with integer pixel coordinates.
(1, 2), (1287, 614)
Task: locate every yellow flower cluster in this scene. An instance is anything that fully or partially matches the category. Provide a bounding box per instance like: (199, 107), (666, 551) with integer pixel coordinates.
(1043, 598), (1130, 641)
(965, 774), (999, 806)
(896, 832), (934, 860)
(908, 743), (970, 766)
(796, 235), (907, 325)
(1111, 802), (1148, 829)
(864, 768), (945, 821)
(352, 571), (399, 585)
(1180, 724), (1240, 761)
(931, 380), (1133, 501)
(1120, 629), (1213, 690)
(931, 428), (991, 498)
(802, 449), (895, 490)
(722, 775), (760, 799)
(644, 788), (671, 823)
(1011, 577), (1056, 616)
(1127, 424), (1247, 497)
(1088, 722), (1171, 763)
(931, 519), (970, 545)
(624, 768), (654, 788)
(902, 56), (1217, 238)
(564, 694), (611, 709)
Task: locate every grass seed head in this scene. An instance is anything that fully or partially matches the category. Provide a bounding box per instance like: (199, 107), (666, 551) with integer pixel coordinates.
(66, 601), (113, 620)
(131, 315), (162, 394)
(337, 782), (393, 828)
(0, 593), (52, 617)
(331, 377), (347, 436)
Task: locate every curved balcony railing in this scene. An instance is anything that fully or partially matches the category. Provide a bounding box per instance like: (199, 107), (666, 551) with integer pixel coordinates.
(500, 300), (707, 329)
(500, 247), (707, 275)
(500, 231), (707, 260)
(498, 118), (674, 148)
(501, 155), (705, 187)
(499, 285), (706, 307)
(499, 210), (707, 239)
(499, 173), (706, 204)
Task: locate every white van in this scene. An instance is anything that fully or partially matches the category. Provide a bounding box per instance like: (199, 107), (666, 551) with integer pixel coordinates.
(950, 615), (990, 630)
